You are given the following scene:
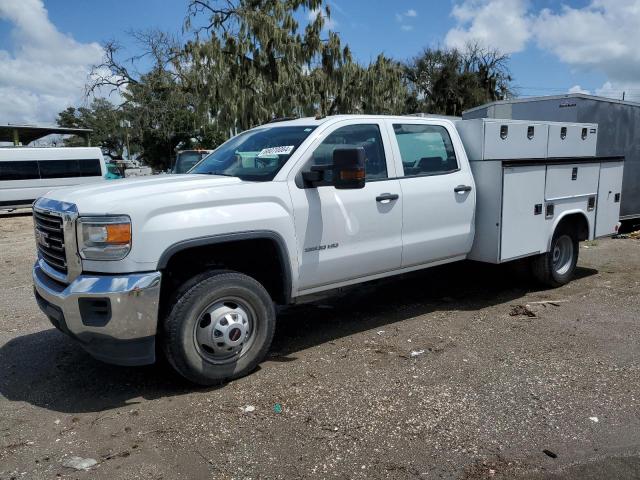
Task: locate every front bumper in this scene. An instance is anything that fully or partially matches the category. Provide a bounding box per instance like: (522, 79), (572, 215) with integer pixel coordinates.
(33, 262), (162, 366)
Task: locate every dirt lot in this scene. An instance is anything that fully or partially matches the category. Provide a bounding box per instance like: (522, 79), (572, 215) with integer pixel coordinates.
(1, 212), (639, 480)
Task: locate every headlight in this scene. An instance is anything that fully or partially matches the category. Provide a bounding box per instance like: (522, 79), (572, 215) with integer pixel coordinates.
(77, 216), (131, 260)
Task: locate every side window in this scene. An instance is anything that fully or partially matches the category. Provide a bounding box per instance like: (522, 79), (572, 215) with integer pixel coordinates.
(79, 159), (102, 177)
(308, 124), (388, 182)
(393, 124), (458, 176)
(38, 160), (80, 179)
(0, 161), (40, 180)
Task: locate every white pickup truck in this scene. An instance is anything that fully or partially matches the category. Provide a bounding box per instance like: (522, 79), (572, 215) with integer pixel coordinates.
(32, 115), (624, 384)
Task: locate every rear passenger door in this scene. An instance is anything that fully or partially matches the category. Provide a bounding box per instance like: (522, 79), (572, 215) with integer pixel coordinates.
(386, 121), (476, 267)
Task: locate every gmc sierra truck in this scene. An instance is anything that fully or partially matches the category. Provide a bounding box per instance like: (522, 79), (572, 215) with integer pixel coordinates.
(32, 115), (624, 385)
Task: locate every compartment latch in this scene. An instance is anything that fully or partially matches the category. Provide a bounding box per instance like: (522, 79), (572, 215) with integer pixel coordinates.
(545, 203), (555, 218)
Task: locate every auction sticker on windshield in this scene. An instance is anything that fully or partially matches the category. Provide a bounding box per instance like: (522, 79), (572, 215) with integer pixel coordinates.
(258, 146), (295, 156)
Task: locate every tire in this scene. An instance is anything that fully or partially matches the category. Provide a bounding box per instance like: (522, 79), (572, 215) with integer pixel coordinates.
(162, 270), (276, 385)
(531, 226), (579, 288)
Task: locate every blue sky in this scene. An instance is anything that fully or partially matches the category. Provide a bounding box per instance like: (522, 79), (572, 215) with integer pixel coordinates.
(0, 0), (637, 124)
(34, 0), (605, 93)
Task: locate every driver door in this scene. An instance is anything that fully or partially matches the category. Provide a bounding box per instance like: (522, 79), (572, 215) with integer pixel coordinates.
(288, 120), (403, 293)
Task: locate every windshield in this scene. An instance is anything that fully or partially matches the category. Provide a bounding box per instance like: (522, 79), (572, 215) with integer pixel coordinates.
(174, 151), (210, 174)
(190, 126), (316, 181)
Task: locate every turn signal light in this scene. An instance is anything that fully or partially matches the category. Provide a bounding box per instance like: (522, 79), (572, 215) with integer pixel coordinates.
(339, 169), (365, 181)
(106, 223), (131, 244)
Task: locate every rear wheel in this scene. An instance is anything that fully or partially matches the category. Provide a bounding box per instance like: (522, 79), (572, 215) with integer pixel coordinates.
(531, 227), (579, 287)
(162, 270), (276, 385)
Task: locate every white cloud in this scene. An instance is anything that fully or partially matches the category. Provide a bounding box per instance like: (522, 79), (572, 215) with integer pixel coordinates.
(327, 1), (346, 16)
(445, 0), (531, 54)
(595, 81), (639, 102)
(568, 85), (591, 95)
(531, 0), (640, 101)
(308, 8), (337, 30)
(396, 7), (418, 31)
(396, 8), (418, 21)
(445, 0), (640, 102)
(532, 1), (638, 75)
(595, 81), (617, 98)
(0, 0), (104, 124)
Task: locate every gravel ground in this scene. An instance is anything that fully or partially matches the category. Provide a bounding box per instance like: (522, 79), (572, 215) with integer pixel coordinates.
(1, 212), (640, 479)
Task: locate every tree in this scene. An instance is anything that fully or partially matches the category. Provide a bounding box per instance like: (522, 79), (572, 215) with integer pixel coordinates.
(462, 42), (513, 102)
(69, 2), (515, 169)
(303, 41), (407, 116)
(80, 0), (409, 167)
(183, 1), (407, 124)
(404, 43), (513, 116)
(56, 98), (128, 158)
(85, 31), (217, 169)
(183, 0), (327, 131)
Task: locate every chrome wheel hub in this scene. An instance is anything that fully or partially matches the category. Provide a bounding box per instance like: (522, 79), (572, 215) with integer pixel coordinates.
(552, 235), (573, 276)
(194, 299), (253, 363)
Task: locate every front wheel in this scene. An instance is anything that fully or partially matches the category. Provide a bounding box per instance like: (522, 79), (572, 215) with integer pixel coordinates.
(162, 270), (276, 385)
(531, 227), (579, 287)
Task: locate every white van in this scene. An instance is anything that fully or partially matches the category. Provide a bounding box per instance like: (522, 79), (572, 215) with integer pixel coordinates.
(0, 147), (106, 210)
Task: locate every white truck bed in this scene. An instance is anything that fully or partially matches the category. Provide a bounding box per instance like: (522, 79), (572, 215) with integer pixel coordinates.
(456, 119), (624, 263)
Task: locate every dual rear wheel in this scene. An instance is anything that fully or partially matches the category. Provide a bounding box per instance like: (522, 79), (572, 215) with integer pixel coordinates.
(531, 226), (579, 287)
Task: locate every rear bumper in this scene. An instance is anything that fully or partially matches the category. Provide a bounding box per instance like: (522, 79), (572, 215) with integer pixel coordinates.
(32, 262), (161, 366)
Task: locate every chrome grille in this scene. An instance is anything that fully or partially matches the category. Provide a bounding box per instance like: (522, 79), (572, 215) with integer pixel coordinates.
(34, 210), (67, 274)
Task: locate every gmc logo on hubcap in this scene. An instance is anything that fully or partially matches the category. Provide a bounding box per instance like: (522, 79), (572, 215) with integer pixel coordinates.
(229, 328), (242, 342)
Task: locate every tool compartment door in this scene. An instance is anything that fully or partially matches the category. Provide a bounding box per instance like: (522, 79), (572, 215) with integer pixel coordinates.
(595, 161), (624, 237)
(545, 163), (600, 200)
(483, 122), (548, 160)
(500, 165), (547, 261)
(548, 124), (597, 158)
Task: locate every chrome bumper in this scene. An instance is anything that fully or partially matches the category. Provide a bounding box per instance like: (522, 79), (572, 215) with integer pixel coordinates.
(33, 262), (162, 366)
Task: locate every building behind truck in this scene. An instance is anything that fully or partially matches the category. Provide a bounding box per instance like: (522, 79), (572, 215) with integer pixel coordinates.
(463, 94), (640, 227)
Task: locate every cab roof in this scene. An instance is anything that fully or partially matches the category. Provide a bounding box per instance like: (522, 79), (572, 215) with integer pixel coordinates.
(256, 114), (456, 129)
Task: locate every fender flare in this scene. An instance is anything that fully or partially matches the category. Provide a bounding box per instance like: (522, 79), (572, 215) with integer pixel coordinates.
(157, 230), (293, 303)
(547, 210), (591, 251)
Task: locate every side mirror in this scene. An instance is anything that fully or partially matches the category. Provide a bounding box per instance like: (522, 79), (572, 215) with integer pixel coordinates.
(302, 165), (326, 184)
(332, 147), (366, 190)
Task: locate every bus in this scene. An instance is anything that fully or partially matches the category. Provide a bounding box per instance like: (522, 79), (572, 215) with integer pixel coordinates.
(0, 147), (107, 210)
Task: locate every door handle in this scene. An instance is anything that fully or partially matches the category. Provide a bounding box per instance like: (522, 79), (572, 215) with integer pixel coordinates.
(454, 185), (472, 193)
(376, 193), (399, 203)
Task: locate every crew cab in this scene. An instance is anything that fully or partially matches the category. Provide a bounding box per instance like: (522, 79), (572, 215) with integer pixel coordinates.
(31, 115), (624, 384)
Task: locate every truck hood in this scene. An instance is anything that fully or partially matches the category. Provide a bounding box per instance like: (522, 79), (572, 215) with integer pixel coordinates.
(42, 174), (249, 214)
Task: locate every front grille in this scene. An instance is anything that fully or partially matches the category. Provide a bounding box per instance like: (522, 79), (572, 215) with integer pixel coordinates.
(34, 210), (67, 274)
